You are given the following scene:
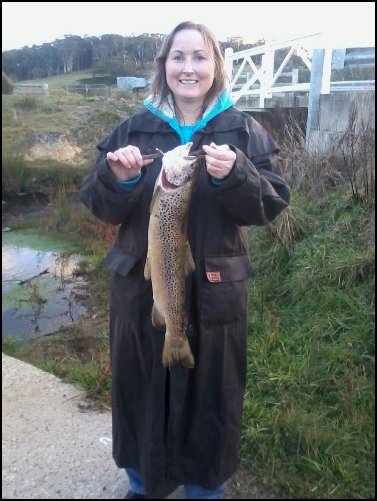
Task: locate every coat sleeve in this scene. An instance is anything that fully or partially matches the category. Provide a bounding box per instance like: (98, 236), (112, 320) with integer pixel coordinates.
(212, 118), (290, 226)
(79, 119), (146, 225)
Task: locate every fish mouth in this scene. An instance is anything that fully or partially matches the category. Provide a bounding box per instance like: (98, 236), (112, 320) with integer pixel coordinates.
(161, 168), (180, 190)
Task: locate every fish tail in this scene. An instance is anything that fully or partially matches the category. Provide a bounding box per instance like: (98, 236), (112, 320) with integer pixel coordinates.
(162, 335), (195, 369)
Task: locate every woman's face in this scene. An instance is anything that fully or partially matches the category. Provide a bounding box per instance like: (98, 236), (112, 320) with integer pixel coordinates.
(165, 29), (215, 107)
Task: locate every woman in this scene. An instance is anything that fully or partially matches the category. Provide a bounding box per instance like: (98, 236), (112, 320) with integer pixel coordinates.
(80, 21), (290, 499)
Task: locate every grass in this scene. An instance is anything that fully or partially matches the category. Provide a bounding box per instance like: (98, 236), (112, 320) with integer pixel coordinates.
(2, 153), (90, 197)
(243, 189), (374, 498)
(17, 69), (98, 86)
(2, 93), (140, 175)
(3, 325), (112, 410)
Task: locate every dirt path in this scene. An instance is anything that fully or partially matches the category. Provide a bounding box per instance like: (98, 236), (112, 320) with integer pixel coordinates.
(224, 464), (279, 499)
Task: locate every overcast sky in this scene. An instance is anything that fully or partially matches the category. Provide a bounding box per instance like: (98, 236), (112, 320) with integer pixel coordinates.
(2, 2), (375, 52)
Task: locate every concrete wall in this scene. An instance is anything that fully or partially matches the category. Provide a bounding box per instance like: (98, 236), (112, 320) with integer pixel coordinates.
(306, 91), (375, 154)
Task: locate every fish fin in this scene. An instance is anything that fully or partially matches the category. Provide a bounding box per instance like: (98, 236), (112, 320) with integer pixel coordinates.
(149, 184), (162, 213)
(144, 256), (151, 280)
(185, 242), (195, 275)
(151, 303), (166, 328)
(162, 334), (195, 369)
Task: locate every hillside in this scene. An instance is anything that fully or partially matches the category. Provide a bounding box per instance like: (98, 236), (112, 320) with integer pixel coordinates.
(16, 69), (98, 86)
(2, 92), (142, 170)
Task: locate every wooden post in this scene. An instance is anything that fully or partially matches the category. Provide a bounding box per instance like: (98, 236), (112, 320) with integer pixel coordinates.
(305, 49), (325, 150)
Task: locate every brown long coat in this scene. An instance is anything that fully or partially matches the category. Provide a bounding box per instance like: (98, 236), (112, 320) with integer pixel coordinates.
(79, 106), (290, 498)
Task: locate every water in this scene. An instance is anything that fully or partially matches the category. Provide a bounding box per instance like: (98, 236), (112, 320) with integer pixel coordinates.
(2, 242), (87, 339)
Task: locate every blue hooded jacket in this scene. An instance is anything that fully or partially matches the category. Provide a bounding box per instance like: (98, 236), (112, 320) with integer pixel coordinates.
(143, 90), (235, 144)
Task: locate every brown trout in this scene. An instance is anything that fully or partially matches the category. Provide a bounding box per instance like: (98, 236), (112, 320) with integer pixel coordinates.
(144, 142), (200, 368)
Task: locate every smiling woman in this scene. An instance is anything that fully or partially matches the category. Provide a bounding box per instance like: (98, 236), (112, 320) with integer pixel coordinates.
(152, 21), (228, 126)
(165, 29), (215, 125)
(79, 19), (290, 500)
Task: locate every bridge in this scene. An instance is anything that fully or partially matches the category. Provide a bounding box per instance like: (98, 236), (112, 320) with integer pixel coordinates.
(224, 36), (375, 151)
(224, 35), (375, 111)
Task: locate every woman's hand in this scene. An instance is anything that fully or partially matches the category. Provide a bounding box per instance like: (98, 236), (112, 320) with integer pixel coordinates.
(202, 143), (236, 180)
(106, 145), (154, 181)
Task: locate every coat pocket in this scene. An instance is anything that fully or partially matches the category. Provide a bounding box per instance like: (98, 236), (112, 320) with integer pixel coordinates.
(104, 247), (144, 318)
(200, 255), (252, 326)
(103, 246), (141, 276)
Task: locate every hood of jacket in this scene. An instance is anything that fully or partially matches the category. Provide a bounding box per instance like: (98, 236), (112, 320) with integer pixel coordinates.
(143, 90), (235, 144)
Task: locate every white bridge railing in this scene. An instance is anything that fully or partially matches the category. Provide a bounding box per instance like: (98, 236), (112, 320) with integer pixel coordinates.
(224, 36), (375, 109)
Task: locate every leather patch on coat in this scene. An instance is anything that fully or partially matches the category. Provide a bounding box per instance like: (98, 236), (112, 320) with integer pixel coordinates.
(206, 271), (222, 282)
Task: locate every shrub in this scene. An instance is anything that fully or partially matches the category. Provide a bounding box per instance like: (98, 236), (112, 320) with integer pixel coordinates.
(2, 71), (13, 94)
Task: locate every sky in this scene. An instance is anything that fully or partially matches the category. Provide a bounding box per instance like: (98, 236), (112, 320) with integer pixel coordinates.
(2, 1), (375, 52)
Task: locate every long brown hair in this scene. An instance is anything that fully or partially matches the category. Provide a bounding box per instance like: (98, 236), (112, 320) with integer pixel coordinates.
(151, 21), (229, 113)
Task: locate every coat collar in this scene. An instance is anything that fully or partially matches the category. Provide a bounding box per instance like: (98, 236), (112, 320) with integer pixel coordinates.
(129, 107), (247, 134)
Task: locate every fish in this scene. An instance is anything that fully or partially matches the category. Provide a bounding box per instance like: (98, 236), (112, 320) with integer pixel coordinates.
(144, 142), (201, 368)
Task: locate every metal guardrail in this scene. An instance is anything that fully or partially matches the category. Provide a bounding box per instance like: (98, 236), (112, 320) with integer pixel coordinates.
(225, 39), (375, 108)
(329, 80), (375, 92)
(232, 80), (375, 94)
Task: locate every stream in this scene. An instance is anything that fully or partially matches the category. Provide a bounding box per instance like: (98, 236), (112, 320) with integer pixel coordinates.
(2, 195), (88, 341)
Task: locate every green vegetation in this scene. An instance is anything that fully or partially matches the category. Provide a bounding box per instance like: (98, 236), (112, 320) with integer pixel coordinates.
(17, 69), (119, 87)
(2, 92), (375, 499)
(2, 93), (140, 184)
(16, 69), (96, 86)
(2, 153), (89, 197)
(2, 71), (14, 94)
(3, 326), (111, 410)
(243, 189), (374, 498)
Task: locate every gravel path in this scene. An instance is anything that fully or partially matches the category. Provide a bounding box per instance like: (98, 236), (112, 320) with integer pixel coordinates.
(2, 354), (184, 499)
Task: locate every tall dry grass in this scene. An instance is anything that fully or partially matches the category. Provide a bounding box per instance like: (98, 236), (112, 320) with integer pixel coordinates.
(281, 102), (375, 204)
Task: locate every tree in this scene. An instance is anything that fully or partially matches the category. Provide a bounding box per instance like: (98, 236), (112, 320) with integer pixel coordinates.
(227, 36), (244, 50)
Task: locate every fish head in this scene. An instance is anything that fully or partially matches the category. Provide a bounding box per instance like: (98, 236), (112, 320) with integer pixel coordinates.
(160, 143), (198, 190)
